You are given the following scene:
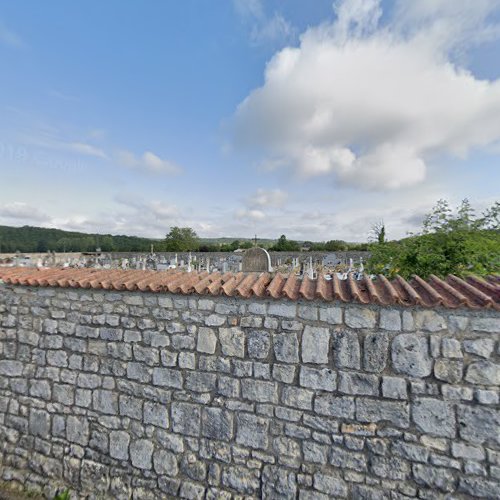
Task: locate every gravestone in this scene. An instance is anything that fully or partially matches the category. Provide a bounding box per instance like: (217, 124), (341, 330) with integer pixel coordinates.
(242, 247), (272, 272)
(323, 253), (340, 267)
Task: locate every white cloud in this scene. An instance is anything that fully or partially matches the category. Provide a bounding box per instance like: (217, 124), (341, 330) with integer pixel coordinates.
(117, 150), (182, 175)
(246, 188), (288, 208)
(235, 208), (266, 221)
(233, 0), (295, 46)
(0, 202), (50, 223)
(68, 142), (107, 159)
(232, 0), (500, 190)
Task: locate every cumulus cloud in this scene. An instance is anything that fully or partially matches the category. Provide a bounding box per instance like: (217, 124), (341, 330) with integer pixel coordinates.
(0, 202), (50, 223)
(232, 0), (500, 190)
(117, 150), (182, 175)
(235, 208), (266, 221)
(246, 188), (288, 208)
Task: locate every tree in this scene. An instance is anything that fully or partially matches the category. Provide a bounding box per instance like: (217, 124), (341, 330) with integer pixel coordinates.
(165, 227), (199, 252)
(370, 220), (386, 244)
(271, 235), (300, 252)
(367, 199), (500, 279)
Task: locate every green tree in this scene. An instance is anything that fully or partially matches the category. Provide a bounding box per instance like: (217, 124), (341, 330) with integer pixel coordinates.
(165, 227), (200, 252)
(367, 199), (500, 279)
(271, 234), (300, 252)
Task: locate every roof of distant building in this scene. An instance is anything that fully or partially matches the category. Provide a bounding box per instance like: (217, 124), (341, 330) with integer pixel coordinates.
(0, 267), (498, 310)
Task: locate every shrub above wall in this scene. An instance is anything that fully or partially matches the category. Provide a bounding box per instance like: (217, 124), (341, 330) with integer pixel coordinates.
(0, 268), (499, 499)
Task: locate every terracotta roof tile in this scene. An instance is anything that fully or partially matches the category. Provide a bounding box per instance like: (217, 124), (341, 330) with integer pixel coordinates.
(0, 267), (498, 310)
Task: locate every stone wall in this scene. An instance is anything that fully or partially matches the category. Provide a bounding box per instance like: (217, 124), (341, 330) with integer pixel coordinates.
(0, 283), (499, 499)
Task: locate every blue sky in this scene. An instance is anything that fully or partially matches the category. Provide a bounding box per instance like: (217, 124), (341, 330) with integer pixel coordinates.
(1, 0), (499, 242)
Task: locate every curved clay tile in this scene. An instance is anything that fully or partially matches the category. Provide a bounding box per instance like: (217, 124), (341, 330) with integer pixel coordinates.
(282, 273), (300, 300)
(194, 273), (220, 295)
(394, 275), (425, 306)
(299, 276), (316, 300)
(412, 275), (445, 307)
(377, 275), (401, 305)
(250, 272), (271, 297)
(1, 266), (499, 310)
(363, 275), (384, 305)
(221, 273), (245, 297)
(315, 275), (333, 301)
(234, 273), (260, 298)
(428, 274), (468, 308)
(266, 273), (286, 299)
(448, 275), (496, 308)
(347, 274), (369, 304)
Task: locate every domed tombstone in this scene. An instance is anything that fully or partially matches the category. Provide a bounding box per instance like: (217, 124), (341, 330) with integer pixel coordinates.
(242, 247), (272, 272)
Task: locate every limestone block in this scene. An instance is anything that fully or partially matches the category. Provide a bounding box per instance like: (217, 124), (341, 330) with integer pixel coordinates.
(273, 333), (299, 363)
(392, 334), (432, 377)
(412, 398), (455, 438)
(219, 327), (245, 358)
(299, 366), (336, 391)
(345, 307), (377, 329)
(130, 439), (154, 470)
(333, 331), (360, 369)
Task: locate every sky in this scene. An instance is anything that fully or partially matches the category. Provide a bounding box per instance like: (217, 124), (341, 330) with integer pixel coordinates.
(0, 0), (499, 242)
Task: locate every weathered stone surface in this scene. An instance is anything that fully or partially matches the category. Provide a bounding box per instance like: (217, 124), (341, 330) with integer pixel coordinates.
(92, 389), (118, 415)
(130, 439), (154, 470)
(262, 466), (297, 499)
(338, 372), (378, 396)
(302, 326), (330, 364)
(222, 465), (260, 495)
(414, 310), (446, 332)
(465, 361), (500, 385)
(413, 464), (456, 492)
(333, 331), (360, 369)
(171, 402), (201, 437)
(379, 309), (401, 331)
(315, 395), (355, 419)
(392, 334), (432, 377)
(0, 360), (23, 376)
(300, 366), (336, 391)
(459, 476), (500, 498)
(463, 338), (494, 358)
(152, 368), (183, 388)
(274, 332), (299, 363)
(110, 430), (130, 460)
(268, 303), (297, 318)
(247, 330), (270, 359)
(219, 327), (245, 358)
(434, 359), (463, 383)
(282, 386), (313, 410)
(144, 401), (169, 428)
(242, 379), (278, 403)
(382, 376), (407, 399)
(202, 407), (234, 441)
(345, 307), (377, 329)
(153, 449), (178, 476)
(314, 472), (348, 497)
(457, 404), (500, 445)
(236, 413), (269, 449)
(363, 332), (389, 373)
(319, 306), (342, 325)
(67, 416), (89, 446)
(413, 398), (455, 438)
(356, 399), (409, 428)
(471, 317), (498, 333)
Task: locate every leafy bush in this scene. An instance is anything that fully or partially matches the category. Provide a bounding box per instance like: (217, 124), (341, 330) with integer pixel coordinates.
(367, 199), (500, 279)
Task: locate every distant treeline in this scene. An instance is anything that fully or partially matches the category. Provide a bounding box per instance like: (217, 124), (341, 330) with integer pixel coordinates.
(0, 225), (369, 254)
(0, 225), (157, 253)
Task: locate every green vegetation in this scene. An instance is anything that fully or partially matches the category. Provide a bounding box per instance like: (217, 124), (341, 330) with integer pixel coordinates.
(0, 225), (159, 253)
(367, 199), (500, 279)
(164, 227), (200, 252)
